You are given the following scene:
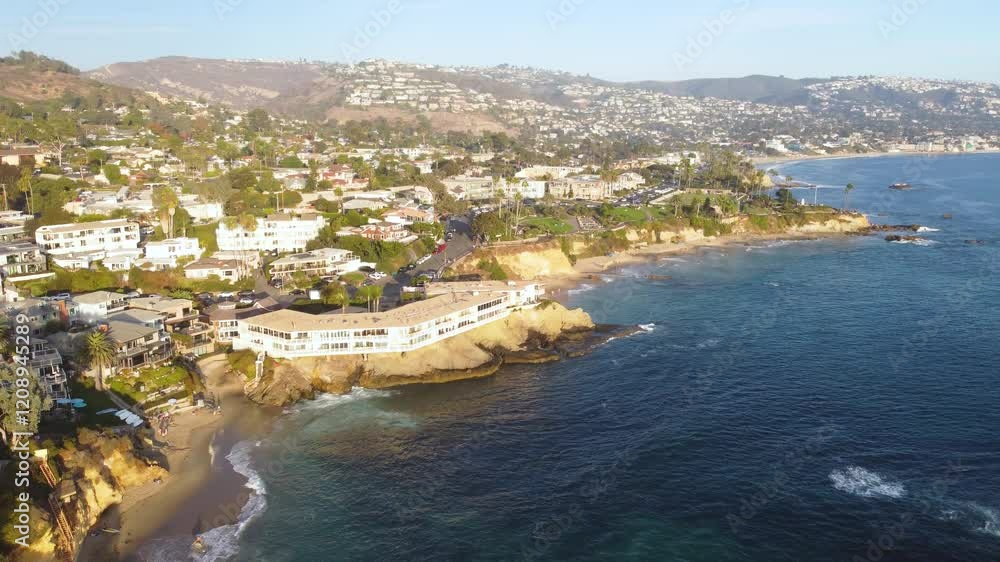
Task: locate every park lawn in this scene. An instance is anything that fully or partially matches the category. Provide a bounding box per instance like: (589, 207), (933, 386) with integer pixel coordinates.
(521, 216), (573, 235)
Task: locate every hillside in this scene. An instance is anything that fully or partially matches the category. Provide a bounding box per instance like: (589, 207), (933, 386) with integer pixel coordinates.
(86, 57), (511, 133)
(0, 54), (149, 106)
(84, 56), (1000, 142)
(629, 75), (823, 105)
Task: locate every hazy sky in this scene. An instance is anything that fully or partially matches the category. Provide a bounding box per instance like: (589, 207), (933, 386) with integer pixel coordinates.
(4, 0), (998, 83)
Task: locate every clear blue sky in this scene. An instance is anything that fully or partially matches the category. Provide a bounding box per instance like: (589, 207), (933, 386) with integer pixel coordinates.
(3, 0), (998, 83)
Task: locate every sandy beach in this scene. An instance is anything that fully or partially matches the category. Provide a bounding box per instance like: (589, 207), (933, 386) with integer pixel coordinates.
(78, 355), (277, 561)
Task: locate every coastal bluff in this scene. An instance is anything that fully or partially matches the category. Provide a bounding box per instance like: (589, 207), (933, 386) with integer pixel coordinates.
(246, 301), (595, 406)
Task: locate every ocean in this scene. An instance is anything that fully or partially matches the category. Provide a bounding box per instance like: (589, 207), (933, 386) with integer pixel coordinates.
(221, 154), (1000, 561)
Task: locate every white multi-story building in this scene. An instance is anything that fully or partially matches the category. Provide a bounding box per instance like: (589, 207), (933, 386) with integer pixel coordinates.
(144, 237), (204, 265)
(35, 219), (140, 256)
(268, 248), (363, 280)
(234, 281), (545, 359)
(216, 214), (327, 254)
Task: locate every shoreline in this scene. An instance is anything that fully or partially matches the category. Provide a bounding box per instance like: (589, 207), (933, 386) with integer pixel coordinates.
(753, 149), (1000, 169)
(79, 356), (277, 561)
(543, 229), (865, 293)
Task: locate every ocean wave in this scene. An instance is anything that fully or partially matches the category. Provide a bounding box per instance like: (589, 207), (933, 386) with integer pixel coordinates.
(568, 283), (596, 296)
(829, 466), (906, 499)
(294, 387), (396, 414)
(891, 238), (938, 247)
(967, 503), (1000, 538)
(193, 440), (269, 561)
(917, 227), (941, 233)
(639, 323), (656, 332)
(660, 257), (688, 263)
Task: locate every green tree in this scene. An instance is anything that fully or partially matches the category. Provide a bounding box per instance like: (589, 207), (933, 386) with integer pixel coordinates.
(0, 364), (52, 442)
(321, 283), (351, 314)
(245, 108), (271, 133)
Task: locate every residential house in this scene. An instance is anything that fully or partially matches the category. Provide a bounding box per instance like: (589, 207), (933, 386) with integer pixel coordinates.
(129, 296), (198, 332)
(73, 291), (128, 324)
(27, 339), (68, 402)
(143, 237), (204, 269)
(269, 248), (363, 280)
(105, 321), (172, 371)
(184, 258), (246, 281)
(0, 241), (48, 281)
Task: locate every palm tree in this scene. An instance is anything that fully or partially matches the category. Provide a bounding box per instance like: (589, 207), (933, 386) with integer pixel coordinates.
(17, 168), (32, 216)
(85, 329), (116, 391)
(152, 185), (180, 237)
(843, 183), (856, 210)
(371, 285), (384, 313)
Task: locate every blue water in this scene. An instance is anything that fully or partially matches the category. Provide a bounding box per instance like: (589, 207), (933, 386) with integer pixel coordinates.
(234, 154), (1000, 561)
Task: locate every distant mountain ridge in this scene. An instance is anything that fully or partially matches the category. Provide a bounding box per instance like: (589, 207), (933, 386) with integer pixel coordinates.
(628, 75), (826, 105)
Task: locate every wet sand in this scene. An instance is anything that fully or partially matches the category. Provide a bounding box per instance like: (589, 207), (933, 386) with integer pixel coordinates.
(79, 355), (277, 561)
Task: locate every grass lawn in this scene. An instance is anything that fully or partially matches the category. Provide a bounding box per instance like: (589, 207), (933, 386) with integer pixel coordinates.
(69, 378), (123, 427)
(600, 207), (650, 224)
(289, 299), (341, 315)
(189, 222), (220, 253)
(105, 364), (195, 405)
(521, 216), (574, 235)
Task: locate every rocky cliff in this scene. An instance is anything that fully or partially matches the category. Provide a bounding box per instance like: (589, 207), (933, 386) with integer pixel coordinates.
(15, 429), (166, 561)
(247, 302), (594, 406)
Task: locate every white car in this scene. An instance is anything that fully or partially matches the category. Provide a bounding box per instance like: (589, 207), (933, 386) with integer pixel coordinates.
(370, 272), (387, 281)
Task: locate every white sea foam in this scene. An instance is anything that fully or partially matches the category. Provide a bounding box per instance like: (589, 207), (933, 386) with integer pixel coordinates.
(917, 227), (941, 233)
(294, 387), (396, 414)
(696, 338), (721, 349)
(639, 323), (656, 332)
(968, 503), (1000, 538)
(891, 238), (937, 247)
(568, 283), (595, 296)
(829, 466), (906, 499)
(189, 440), (269, 561)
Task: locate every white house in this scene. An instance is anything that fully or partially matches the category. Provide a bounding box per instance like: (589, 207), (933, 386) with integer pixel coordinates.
(144, 238), (204, 265)
(73, 291), (128, 324)
(184, 258), (245, 281)
(216, 214), (327, 254)
(268, 248), (363, 280)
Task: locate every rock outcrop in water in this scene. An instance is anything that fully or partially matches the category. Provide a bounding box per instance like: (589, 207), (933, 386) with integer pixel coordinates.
(247, 302), (599, 406)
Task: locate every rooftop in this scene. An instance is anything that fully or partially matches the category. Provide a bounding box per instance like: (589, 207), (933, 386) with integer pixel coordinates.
(73, 291), (126, 306)
(36, 219), (137, 235)
(243, 290), (506, 333)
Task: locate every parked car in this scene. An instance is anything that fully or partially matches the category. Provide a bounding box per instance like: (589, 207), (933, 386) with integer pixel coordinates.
(370, 272), (387, 281)
(218, 292), (235, 300)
